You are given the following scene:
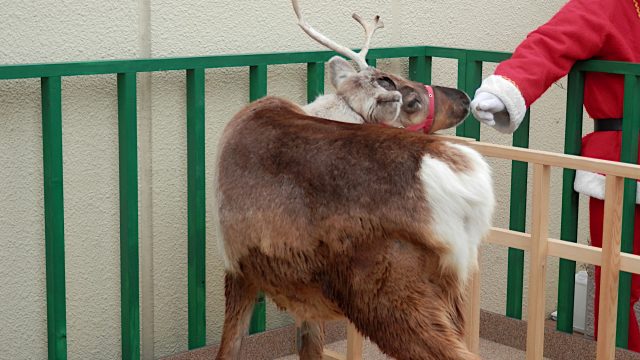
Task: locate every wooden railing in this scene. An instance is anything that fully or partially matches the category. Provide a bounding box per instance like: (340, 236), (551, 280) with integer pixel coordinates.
(325, 137), (640, 360)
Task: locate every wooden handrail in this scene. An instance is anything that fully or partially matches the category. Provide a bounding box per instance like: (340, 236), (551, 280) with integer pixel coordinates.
(438, 135), (640, 180)
(486, 228), (640, 274)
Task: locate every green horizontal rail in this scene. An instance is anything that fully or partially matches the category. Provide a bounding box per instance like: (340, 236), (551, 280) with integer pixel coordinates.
(0, 46), (637, 81)
(42, 76), (68, 360)
(574, 60), (640, 76)
(0, 46), (633, 81)
(187, 68), (207, 349)
(117, 72), (140, 360)
(466, 49), (511, 63)
(0, 47), (424, 80)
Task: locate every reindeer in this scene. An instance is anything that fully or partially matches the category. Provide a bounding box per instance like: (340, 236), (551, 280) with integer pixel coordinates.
(214, 1), (494, 359)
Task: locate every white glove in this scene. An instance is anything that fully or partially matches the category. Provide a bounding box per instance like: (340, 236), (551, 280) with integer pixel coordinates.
(471, 91), (518, 134)
(470, 92), (506, 127)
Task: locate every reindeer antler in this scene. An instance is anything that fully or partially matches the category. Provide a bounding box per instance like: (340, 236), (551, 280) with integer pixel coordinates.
(292, 0), (384, 70)
(351, 13), (384, 61)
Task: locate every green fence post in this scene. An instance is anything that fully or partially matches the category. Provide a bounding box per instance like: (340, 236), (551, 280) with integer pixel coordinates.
(462, 59), (483, 140)
(248, 64), (267, 335)
(616, 74), (640, 348)
(557, 68), (585, 333)
(117, 72), (140, 360)
(42, 76), (68, 360)
(366, 57), (377, 68)
(456, 55), (483, 139)
(505, 110), (531, 320)
(409, 56), (432, 85)
(187, 68), (207, 349)
(307, 62), (324, 103)
(456, 55), (468, 137)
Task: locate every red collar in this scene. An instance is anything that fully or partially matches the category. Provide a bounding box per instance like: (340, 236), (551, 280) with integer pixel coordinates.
(404, 85), (435, 133)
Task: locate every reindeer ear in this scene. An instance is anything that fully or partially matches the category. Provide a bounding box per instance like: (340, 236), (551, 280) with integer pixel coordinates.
(329, 56), (357, 88)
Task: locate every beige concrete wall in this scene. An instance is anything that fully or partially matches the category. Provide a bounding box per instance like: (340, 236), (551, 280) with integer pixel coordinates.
(0, 0), (596, 359)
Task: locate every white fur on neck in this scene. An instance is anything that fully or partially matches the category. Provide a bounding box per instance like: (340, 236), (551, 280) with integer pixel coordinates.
(418, 143), (494, 281)
(303, 94), (364, 124)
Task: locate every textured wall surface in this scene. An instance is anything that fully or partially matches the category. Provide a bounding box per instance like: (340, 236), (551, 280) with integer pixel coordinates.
(0, 0), (597, 359)
(0, 1), (139, 359)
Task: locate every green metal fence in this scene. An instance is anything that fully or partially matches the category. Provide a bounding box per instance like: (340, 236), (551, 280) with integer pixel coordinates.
(1, 45), (639, 359)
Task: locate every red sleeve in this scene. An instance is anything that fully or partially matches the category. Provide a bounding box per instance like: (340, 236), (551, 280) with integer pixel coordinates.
(494, 0), (611, 106)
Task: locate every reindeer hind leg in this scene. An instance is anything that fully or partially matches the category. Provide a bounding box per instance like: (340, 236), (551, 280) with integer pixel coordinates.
(216, 272), (258, 360)
(297, 320), (325, 360)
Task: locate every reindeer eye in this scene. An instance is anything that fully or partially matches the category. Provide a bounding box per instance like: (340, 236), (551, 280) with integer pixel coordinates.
(376, 77), (396, 91)
(407, 99), (420, 110)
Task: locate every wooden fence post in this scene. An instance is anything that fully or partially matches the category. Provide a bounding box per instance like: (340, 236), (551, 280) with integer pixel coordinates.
(526, 164), (551, 360)
(465, 268), (481, 354)
(596, 175), (625, 360)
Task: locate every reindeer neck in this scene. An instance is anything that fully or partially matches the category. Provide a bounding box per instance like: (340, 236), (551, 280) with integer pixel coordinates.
(302, 94), (364, 124)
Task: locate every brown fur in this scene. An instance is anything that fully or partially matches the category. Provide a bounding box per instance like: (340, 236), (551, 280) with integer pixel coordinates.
(216, 273), (258, 359)
(216, 97), (479, 360)
(430, 86), (473, 133)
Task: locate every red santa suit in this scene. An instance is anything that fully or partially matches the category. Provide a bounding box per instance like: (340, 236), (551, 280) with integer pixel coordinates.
(475, 0), (640, 351)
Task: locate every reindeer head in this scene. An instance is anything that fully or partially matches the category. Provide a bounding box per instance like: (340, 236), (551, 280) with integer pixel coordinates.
(293, 0), (470, 134)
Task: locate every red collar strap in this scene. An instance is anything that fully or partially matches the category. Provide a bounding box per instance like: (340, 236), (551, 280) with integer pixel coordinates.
(405, 85), (435, 133)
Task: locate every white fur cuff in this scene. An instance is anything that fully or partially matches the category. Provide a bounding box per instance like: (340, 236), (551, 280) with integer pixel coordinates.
(476, 75), (527, 134)
(574, 170), (640, 204)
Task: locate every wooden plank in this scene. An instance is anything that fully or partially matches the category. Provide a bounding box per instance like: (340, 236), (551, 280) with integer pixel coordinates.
(552, 240), (640, 284)
(526, 164), (551, 360)
(433, 134), (473, 143)
(464, 269), (481, 354)
(486, 228), (530, 251)
(346, 323), (363, 360)
(322, 349), (346, 360)
(549, 238), (602, 268)
(486, 228), (640, 276)
(596, 175), (625, 360)
(432, 135), (640, 180)
(472, 142), (640, 180)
